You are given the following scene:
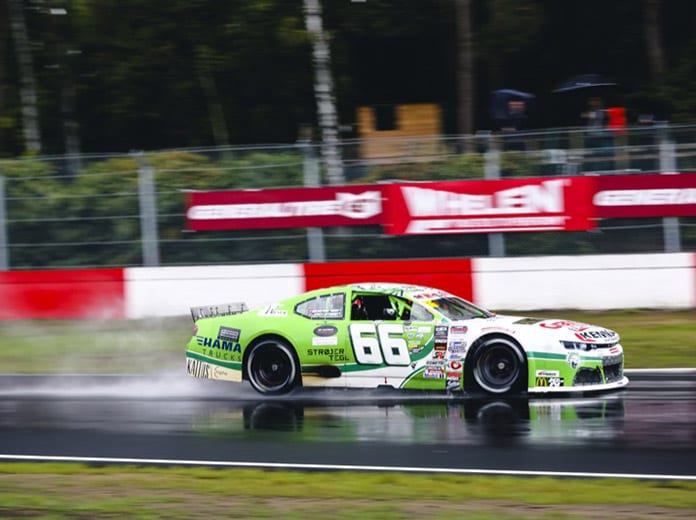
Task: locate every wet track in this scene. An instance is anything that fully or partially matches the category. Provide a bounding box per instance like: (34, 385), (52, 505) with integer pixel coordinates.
(0, 371), (695, 479)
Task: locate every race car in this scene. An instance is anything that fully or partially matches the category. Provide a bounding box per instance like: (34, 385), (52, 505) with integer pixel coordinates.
(184, 283), (628, 395)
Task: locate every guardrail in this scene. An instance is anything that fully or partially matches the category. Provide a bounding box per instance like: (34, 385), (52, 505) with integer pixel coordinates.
(0, 123), (695, 270)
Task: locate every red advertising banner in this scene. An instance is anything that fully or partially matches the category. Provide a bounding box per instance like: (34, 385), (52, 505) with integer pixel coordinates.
(382, 177), (596, 235)
(186, 185), (383, 230)
(594, 173), (696, 218)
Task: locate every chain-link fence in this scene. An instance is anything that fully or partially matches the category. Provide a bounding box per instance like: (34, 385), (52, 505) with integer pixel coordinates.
(1, 123), (696, 270)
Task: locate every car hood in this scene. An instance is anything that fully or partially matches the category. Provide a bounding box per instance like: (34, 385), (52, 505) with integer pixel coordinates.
(455, 314), (620, 345)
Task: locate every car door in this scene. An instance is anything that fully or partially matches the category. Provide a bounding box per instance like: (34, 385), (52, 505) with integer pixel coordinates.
(347, 291), (435, 388)
(293, 290), (350, 384)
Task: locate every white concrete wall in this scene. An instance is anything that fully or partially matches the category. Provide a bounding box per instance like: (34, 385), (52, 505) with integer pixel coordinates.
(472, 253), (695, 310)
(124, 264), (304, 318)
(120, 253), (696, 318)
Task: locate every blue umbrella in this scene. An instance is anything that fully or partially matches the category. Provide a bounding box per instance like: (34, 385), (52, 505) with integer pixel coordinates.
(490, 89), (535, 120)
(552, 74), (617, 94)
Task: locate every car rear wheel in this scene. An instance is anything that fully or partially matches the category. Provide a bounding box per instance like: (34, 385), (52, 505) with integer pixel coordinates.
(471, 338), (526, 394)
(246, 338), (298, 395)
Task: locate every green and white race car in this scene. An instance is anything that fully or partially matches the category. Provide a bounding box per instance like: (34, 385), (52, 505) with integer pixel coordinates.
(185, 283), (628, 395)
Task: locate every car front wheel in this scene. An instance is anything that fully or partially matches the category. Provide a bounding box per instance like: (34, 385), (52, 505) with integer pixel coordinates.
(246, 338), (298, 395)
(471, 338), (526, 394)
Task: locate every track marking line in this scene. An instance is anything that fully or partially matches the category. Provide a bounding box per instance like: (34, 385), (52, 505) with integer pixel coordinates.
(1, 454), (695, 481)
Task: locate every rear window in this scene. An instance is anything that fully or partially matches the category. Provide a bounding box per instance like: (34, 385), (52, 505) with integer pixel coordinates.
(295, 293), (345, 320)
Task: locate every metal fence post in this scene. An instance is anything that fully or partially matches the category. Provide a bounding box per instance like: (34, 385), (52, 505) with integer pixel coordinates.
(299, 141), (326, 263)
(484, 134), (505, 257)
(0, 175), (8, 270)
(658, 125), (681, 253)
(133, 152), (161, 267)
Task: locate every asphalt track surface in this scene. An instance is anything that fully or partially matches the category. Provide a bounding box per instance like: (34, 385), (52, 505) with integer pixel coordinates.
(0, 370), (694, 480)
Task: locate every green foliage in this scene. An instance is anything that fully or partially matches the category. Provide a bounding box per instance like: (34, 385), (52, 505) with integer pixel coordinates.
(362, 153), (485, 183)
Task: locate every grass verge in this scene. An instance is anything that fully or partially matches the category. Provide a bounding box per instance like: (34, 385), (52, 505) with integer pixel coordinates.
(0, 464), (694, 519)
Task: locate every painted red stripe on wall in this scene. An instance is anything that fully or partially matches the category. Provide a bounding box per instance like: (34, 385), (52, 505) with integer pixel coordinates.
(303, 258), (474, 301)
(0, 268), (126, 319)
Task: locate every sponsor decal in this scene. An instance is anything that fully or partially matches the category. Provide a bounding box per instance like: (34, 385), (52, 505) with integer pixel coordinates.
(412, 290), (448, 300)
(314, 325), (338, 337)
(540, 320), (591, 332)
(213, 365), (231, 379)
(434, 325), (449, 337)
(196, 336), (241, 352)
(187, 358), (211, 379)
(535, 376), (565, 387)
(536, 370), (560, 378)
(449, 325), (468, 335)
(426, 359), (446, 368)
(448, 360), (463, 371)
(434, 325), (448, 348)
(434, 344), (447, 351)
(408, 344), (424, 355)
(306, 347), (348, 362)
(609, 346), (620, 355)
(567, 354), (581, 370)
(423, 368), (445, 379)
(259, 304), (288, 317)
(446, 371), (461, 380)
(312, 336), (339, 346)
(432, 351), (446, 359)
(218, 326), (241, 342)
(574, 329), (617, 343)
(446, 378), (460, 391)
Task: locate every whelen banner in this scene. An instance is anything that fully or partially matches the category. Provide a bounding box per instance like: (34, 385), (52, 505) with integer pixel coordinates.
(186, 185), (383, 231)
(594, 173), (696, 218)
(382, 177), (596, 235)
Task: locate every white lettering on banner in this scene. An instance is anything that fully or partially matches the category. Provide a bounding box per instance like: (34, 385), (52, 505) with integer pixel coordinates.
(401, 179), (566, 217)
(405, 216), (567, 234)
(594, 188), (696, 207)
(188, 191), (382, 220)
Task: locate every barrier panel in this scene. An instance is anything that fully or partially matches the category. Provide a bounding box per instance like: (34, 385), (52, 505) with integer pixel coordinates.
(0, 268), (125, 319)
(1, 253), (694, 319)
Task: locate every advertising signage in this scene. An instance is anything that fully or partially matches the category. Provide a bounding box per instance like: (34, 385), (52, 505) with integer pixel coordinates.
(185, 173), (696, 234)
(186, 185), (383, 231)
(382, 177), (596, 235)
(594, 173), (696, 218)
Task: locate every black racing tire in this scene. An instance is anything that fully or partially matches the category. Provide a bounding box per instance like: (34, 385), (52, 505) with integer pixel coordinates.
(246, 338), (298, 395)
(470, 337), (526, 394)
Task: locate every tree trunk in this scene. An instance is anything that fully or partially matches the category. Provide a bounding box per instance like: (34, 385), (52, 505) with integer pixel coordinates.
(61, 79), (82, 175)
(7, 0), (41, 153)
(199, 72), (230, 147)
(644, 0), (665, 81)
(303, 0), (343, 185)
(455, 0), (474, 150)
(0, 1), (8, 154)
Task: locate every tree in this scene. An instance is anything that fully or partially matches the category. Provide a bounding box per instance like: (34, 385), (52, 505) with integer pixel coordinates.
(7, 0), (41, 153)
(643, 0), (666, 82)
(455, 0), (474, 143)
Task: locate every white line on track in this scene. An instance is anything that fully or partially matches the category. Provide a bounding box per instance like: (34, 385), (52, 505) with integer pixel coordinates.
(1, 454), (695, 481)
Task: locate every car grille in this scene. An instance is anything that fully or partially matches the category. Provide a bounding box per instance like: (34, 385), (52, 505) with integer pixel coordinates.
(603, 354), (624, 383)
(572, 354), (624, 386)
(573, 367), (603, 386)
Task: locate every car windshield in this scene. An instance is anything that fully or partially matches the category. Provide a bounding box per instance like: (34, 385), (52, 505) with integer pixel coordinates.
(425, 296), (493, 321)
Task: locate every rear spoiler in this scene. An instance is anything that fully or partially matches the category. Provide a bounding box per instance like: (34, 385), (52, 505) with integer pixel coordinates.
(190, 302), (248, 322)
